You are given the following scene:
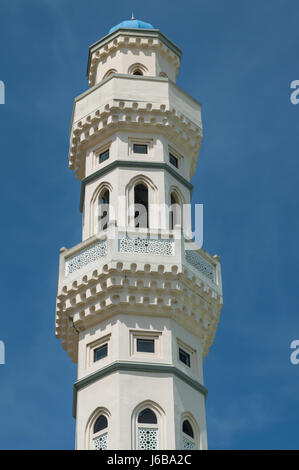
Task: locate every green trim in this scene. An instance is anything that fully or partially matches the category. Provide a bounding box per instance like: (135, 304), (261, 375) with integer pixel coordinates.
(79, 160), (193, 213)
(72, 361), (208, 418)
(87, 29), (182, 77)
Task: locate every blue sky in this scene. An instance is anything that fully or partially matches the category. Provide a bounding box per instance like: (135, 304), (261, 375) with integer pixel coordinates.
(0, 0), (298, 449)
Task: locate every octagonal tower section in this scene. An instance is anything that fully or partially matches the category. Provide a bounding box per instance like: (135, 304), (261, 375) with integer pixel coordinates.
(56, 20), (223, 450)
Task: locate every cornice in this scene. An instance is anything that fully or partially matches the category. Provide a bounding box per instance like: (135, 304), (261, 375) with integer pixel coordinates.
(56, 260), (222, 362)
(72, 360), (207, 418)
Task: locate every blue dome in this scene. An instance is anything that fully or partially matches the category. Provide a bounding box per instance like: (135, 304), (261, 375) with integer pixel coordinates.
(109, 18), (154, 34)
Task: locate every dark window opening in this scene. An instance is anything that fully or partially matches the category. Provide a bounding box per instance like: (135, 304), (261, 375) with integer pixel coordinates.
(133, 69), (143, 76)
(99, 189), (109, 231)
(137, 338), (155, 353)
(133, 144), (148, 154)
(179, 348), (190, 367)
(99, 149), (109, 163)
(170, 192), (182, 230)
(182, 420), (194, 438)
(170, 193), (179, 230)
(94, 343), (108, 362)
(134, 183), (148, 228)
(138, 408), (157, 424)
(169, 153), (179, 168)
(94, 415), (108, 434)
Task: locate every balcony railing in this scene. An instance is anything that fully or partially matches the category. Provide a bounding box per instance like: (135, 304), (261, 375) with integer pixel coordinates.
(65, 239), (107, 276)
(61, 226), (220, 289)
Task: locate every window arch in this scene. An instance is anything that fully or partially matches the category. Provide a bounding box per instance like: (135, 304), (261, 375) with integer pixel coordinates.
(169, 190), (182, 229)
(159, 72), (168, 78)
(132, 401), (165, 450)
(134, 183), (148, 228)
(126, 175), (158, 229)
(128, 63), (148, 76)
(103, 68), (117, 80)
(99, 188), (110, 232)
(181, 414), (200, 450)
(89, 182), (112, 237)
(86, 408), (110, 450)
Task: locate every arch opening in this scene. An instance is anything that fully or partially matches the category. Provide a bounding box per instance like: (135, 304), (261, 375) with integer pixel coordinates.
(134, 183), (148, 228)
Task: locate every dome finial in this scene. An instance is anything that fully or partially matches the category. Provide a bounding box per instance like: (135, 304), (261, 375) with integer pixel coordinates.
(131, 12), (135, 20)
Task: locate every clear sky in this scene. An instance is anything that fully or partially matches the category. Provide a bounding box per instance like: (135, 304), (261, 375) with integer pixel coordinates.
(0, 0), (298, 450)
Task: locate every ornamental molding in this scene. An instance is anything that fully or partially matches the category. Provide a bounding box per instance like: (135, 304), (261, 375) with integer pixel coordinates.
(69, 95), (202, 179)
(72, 361), (208, 418)
(56, 260), (222, 362)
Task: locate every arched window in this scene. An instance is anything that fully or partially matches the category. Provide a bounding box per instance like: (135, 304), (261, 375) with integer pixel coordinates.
(93, 414), (108, 450)
(182, 419), (196, 450)
(159, 72), (168, 78)
(98, 189), (109, 232)
(128, 63), (147, 76)
(137, 408), (158, 450)
(134, 183), (148, 228)
(103, 69), (117, 80)
(170, 192), (181, 229)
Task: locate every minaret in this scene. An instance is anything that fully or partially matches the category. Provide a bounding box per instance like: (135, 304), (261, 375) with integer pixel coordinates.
(55, 18), (223, 450)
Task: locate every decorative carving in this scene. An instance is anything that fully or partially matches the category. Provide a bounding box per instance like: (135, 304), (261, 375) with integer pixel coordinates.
(119, 237), (174, 256)
(138, 428), (158, 450)
(182, 436), (196, 450)
(93, 433), (108, 450)
(65, 240), (107, 276)
(185, 250), (215, 282)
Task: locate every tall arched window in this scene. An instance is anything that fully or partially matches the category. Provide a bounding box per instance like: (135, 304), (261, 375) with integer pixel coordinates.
(182, 419), (196, 450)
(134, 183), (148, 228)
(98, 189), (109, 232)
(93, 414), (108, 450)
(170, 192), (181, 229)
(137, 408), (158, 450)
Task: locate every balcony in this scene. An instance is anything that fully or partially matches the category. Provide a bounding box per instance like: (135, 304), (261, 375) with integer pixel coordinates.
(58, 223), (221, 294)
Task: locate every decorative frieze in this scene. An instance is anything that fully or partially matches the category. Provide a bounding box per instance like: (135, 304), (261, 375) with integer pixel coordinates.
(93, 433), (108, 450)
(65, 239), (107, 276)
(185, 250), (216, 282)
(119, 237), (174, 256)
(138, 428), (158, 450)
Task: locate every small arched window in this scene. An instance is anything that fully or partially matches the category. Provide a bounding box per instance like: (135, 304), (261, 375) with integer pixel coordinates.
(128, 63), (147, 76)
(103, 69), (117, 80)
(182, 419), (196, 450)
(159, 72), (168, 78)
(93, 414), (108, 450)
(98, 189), (109, 232)
(134, 183), (148, 228)
(170, 192), (181, 229)
(137, 408), (158, 450)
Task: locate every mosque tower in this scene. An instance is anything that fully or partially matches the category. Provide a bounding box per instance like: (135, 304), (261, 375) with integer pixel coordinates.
(55, 16), (223, 450)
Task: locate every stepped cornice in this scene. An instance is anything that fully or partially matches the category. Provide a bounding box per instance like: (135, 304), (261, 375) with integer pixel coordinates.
(56, 234), (222, 362)
(69, 76), (202, 179)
